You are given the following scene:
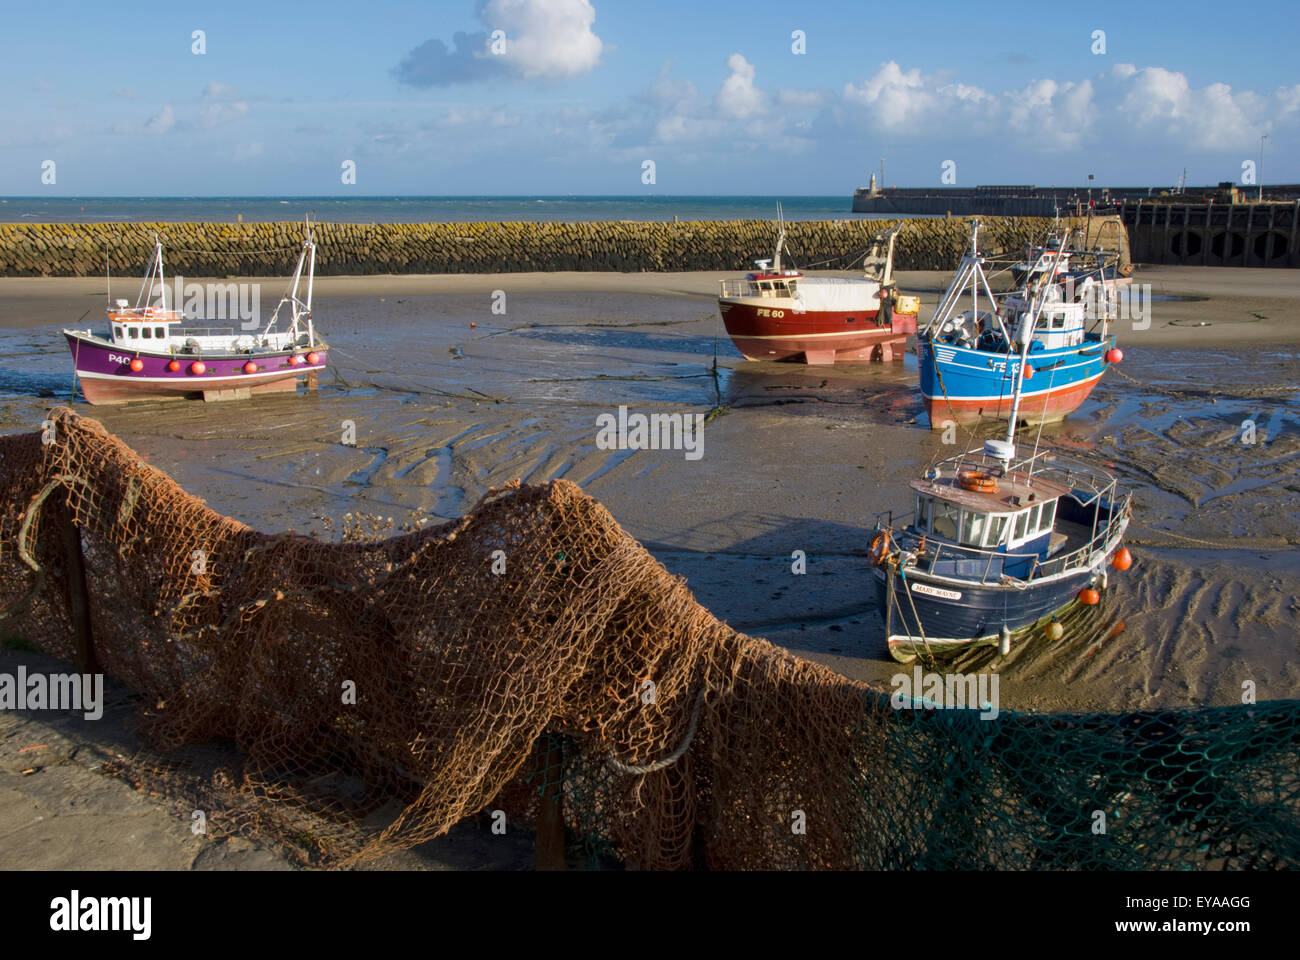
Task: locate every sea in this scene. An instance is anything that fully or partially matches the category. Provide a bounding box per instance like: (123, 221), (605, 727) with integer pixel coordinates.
(0, 196), (896, 225)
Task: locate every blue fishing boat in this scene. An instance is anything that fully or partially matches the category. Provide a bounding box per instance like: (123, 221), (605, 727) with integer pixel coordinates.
(871, 239), (1134, 663)
(918, 221), (1125, 429)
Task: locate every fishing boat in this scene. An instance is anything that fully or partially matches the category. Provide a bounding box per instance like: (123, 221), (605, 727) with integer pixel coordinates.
(917, 220), (1123, 428)
(871, 260), (1133, 662)
(63, 227), (328, 405)
(717, 215), (918, 365)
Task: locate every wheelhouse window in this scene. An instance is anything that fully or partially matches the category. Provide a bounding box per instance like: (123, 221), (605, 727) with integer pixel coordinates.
(986, 515), (1008, 547)
(1027, 503), (1041, 533)
(914, 495), (932, 531)
(141, 327), (152, 339)
(113, 325), (123, 339)
(155, 326), (166, 338)
(128, 326), (139, 339)
(1012, 510), (1027, 542)
(1039, 500), (1056, 532)
(931, 500), (959, 540)
(959, 510), (987, 547)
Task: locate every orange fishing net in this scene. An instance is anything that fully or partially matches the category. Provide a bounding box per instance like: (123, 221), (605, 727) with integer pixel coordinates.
(2, 409), (1297, 870)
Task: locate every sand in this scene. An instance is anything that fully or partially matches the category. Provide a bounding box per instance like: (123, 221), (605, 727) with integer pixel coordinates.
(3, 264), (1300, 345)
(1, 265), (1297, 869)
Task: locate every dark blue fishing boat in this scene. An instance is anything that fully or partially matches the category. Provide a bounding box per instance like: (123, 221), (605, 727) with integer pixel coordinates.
(871, 244), (1133, 663)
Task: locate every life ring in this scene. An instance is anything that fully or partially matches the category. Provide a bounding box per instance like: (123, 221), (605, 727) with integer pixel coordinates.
(869, 531), (890, 566)
(957, 470), (999, 494)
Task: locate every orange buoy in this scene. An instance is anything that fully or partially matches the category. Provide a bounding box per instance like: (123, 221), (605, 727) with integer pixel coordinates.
(1106, 348), (1123, 363)
(1023, 365), (1033, 380)
(288, 355), (300, 366)
(190, 361), (206, 375)
(957, 469), (999, 494)
(1079, 588), (1100, 605)
(470, 321), (476, 328)
(167, 359), (181, 372)
(1111, 547), (1132, 571)
(243, 361), (258, 374)
(129, 358), (144, 372)
(306, 351), (321, 365)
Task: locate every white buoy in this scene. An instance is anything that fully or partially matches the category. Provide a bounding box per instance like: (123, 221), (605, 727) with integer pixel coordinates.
(999, 624), (1012, 656)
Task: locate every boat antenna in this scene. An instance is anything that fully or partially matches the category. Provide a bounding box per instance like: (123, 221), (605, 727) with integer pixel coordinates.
(105, 246), (111, 307)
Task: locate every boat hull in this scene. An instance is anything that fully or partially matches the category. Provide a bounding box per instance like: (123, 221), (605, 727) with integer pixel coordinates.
(65, 332), (327, 405)
(919, 336), (1113, 427)
(872, 525), (1125, 662)
(718, 299), (914, 364)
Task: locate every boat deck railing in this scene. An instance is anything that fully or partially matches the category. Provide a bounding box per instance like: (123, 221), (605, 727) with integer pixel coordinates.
(719, 279), (760, 298)
(931, 447), (1121, 507)
(875, 493), (1131, 586)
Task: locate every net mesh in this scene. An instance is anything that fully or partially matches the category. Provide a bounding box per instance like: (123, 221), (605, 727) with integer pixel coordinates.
(1, 409), (1297, 869)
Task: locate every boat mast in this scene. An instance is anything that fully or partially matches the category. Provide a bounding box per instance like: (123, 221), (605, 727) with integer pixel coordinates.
(1003, 241), (1069, 448)
(772, 202), (785, 273)
(305, 229), (316, 346)
(156, 237), (166, 313)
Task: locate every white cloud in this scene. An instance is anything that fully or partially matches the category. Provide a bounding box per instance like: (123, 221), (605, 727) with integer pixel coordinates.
(1116, 66), (1260, 148)
(199, 82), (249, 128)
(716, 53), (763, 119)
(844, 62), (936, 129)
(397, 0), (603, 86)
(142, 106), (175, 135)
(202, 82), (239, 100)
(484, 0), (603, 80)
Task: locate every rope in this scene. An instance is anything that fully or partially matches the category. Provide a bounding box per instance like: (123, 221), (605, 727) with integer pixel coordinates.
(605, 686), (707, 775)
(1108, 362), (1300, 397)
(1129, 521), (1267, 549)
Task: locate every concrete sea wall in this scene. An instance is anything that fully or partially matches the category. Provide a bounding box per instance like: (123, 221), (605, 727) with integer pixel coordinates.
(0, 216), (1127, 277)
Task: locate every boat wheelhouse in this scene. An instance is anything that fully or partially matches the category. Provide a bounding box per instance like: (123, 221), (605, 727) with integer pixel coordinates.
(63, 227), (328, 405)
(717, 214), (917, 364)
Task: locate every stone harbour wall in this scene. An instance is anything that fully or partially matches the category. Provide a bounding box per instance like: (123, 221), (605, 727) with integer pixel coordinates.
(0, 216), (1127, 277)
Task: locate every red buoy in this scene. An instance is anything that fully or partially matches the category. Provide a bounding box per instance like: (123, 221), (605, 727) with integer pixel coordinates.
(306, 351), (321, 365)
(190, 361), (206, 375)
(129, 358), (144, 372)
(243, 361), (258, 374)
(1079, 588), (1100, 605)
(167, 359), (181, 372)
(470, 321), (476, 328)
(1111, 547), (1133, 571)
(288, 355), (300, 366)
(1105, 348), (1123, 363)
(1023, 365), (1034, 380)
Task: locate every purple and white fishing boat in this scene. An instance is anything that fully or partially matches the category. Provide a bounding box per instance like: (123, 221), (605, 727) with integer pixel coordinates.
(63, 227), (328, 405)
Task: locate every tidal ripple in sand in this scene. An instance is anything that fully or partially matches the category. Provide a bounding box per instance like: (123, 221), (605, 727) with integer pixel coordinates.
(0, 289), (1296, 712)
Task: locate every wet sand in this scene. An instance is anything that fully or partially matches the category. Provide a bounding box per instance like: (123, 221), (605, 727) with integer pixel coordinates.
(1, 265), (1298, 715)
(2, 265), (1298, 868)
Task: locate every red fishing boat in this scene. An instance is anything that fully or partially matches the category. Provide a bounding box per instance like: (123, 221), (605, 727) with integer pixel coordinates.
(717, 218), (917, 365)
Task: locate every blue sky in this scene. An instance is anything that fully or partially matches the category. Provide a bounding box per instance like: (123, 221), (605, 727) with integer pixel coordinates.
(2, 0), (1297, 195)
